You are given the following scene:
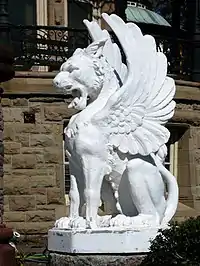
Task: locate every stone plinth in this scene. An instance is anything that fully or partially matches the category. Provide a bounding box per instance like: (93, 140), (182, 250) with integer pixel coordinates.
(48, 228), (158, 254)
(50, 253), (145, 266)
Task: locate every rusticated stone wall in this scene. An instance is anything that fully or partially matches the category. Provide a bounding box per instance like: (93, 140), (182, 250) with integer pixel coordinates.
(2, 90), (76, 236)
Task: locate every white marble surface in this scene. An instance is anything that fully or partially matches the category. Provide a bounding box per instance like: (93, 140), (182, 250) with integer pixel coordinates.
(53, 13), (178, 230)
(48, 227), (159, 253)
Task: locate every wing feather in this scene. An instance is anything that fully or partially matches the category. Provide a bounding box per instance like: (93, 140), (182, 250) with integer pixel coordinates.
(92, 14), (176, 156)
(83, 19), (127, 83)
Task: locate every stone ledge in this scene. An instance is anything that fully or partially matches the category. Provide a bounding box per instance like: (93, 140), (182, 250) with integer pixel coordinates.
(50, 253), (146, 266)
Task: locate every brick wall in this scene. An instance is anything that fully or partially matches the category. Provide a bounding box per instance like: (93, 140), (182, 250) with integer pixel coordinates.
(2, 93), (76, 236)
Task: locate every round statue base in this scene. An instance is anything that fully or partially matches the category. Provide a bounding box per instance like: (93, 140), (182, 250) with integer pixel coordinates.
(48, 227), (158, 254)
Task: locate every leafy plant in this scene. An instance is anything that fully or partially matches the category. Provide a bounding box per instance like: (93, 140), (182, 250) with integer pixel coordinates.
(142, 217), (200, 266)
(15, 248), (50, 265)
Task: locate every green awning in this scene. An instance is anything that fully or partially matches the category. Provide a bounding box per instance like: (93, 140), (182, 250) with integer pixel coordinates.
(126, 5), (171, 27)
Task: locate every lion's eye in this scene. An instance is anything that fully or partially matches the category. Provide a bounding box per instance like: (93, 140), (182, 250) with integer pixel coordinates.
(68, 66), (79, 73)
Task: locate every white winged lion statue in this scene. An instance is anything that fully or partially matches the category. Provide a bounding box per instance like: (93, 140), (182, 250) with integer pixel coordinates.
(53, 13), (179, 230)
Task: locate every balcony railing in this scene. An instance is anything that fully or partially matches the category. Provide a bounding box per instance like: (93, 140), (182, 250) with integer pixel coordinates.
(10, 24), (193, 80)
(10, 25), (90, 71)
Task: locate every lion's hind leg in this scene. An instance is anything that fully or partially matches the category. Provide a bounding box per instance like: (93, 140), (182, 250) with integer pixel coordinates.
(110, 157), (164, 228)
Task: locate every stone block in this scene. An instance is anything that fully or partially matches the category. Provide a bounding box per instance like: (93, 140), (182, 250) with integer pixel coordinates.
(55, 164), (64, 188)
(4, 142), (21, 154)
(9, 196), (36, 211)
(40, 124), (56, 134)
(36, 195), (47, 205)
(47, 188), (64, 205)
(12, 154), (36, 169)
(36, 154), (44, 164)
(25, 210), (55, 222)
(0, 188), (3, 215)
(3, 124), (15, 141)
(12, 168), (50, 177)
(44, 105), (76, 121)
(52, 124), (63, 135)
(15, 123), (57, 135)
(30, 134), (55, 147)
(30, 176), (55, 188)
(179, 186), (193, 198)
(3, 195), (9, 212)
(178, 150), (189, 164)
(3, 108), (23, 122)
(36, 204), (59, 210)
(4, 155), (11, 164)
(35, 112), (43, 123)
(189, 163), (197, 186)
(15, 134), (29, 147)
(44, 148), (63, 164)
(55, 205), (68, 220)
(31, 188), (47, 195)
(29, 103), (42, 113)
(15, 124), (39, 134)
(177, 165), (190, 186)
(4, 175), (30, 195)
(0, 176), (3, 189)
(21, 147), (43, 154)
(196, 165), (200, 184)
(0, 167), (3, 179)
(6, 221), (54, 235)
(12, 98), (28, 107)
(4, 211), (25, 222)
(1, 98), (12, 107)
(3, 164), (12, 175)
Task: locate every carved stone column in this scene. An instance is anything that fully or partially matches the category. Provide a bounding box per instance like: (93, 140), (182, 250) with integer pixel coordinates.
(36, 0), (48, 25)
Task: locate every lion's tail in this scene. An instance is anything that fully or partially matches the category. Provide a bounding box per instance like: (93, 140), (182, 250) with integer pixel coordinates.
(151, 153), (179, 227)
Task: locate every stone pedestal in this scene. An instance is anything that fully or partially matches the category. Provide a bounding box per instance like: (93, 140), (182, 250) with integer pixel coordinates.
(48, 228), (158, 254)
(48, 227), (158, 265)
(50, 253), (145, 266)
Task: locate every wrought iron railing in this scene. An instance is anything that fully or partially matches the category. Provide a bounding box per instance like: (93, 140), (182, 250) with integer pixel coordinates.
(10, 24), (193, 80)
(154, 35), (193, 80)
(10, 25), (90, 71)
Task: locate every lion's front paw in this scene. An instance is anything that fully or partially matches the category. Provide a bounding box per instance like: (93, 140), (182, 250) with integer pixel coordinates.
(69, 217), (87, 229)
(55, 217), (70, 229)
(110, 214), (132, 227)
(97, 215), (112, 227)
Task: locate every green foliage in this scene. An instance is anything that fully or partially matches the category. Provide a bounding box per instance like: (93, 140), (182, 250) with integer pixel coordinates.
(15, 248), (50, 265)
(142, 217), (200, 266)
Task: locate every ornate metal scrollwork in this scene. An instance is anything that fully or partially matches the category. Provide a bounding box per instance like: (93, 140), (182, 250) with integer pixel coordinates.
(10, 25), (90, 71)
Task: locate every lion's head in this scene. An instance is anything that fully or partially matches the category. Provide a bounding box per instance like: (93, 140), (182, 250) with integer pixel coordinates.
(53, 39), (115, 110)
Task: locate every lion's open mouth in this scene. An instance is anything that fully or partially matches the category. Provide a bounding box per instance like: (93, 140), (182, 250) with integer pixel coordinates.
(71, 88), (82, 98)
(66, 86), (88, 110)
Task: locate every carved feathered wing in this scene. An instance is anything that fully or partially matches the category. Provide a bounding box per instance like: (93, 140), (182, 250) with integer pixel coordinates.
(92, 14), (176, 156)
(83, 19), (127, 82)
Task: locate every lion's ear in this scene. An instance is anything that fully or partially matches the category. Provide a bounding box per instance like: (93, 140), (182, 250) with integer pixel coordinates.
(85, 39), (107, 58)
